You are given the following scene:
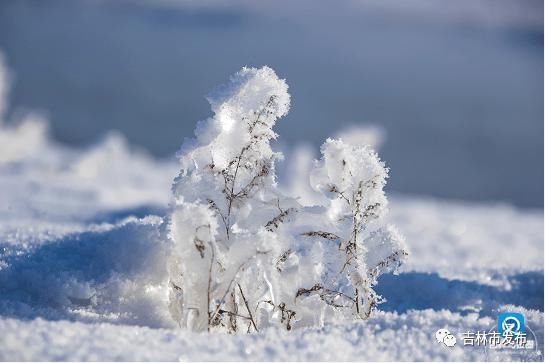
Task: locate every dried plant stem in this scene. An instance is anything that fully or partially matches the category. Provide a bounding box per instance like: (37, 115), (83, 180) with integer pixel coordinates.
(207, 239), (215, 332)
(223, 96), (277, 239)
(208, 257), (253, 326)
(229, 291), (238, 333)
(238, 283), (258, 332)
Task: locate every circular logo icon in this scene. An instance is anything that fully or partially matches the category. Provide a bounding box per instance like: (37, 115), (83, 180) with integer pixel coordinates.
(502, 316), (521, 335)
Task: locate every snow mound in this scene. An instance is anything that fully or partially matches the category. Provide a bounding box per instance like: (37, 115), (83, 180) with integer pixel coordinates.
(0, 216), (174, 328)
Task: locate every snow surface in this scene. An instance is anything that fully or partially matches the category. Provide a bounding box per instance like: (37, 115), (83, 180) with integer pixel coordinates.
(0, 123), (542, 360)
(0, 60), (543, 361)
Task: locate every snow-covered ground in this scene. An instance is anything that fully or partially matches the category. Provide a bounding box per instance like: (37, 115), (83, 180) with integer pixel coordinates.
(0, 119), (542, 360)
(0, 59), (542, 361)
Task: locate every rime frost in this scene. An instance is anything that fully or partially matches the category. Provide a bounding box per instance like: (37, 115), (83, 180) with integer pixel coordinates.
(168, 66), (408, 333)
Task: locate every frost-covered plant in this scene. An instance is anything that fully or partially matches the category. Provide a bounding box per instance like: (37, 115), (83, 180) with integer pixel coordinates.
(167, 66), (407, 333)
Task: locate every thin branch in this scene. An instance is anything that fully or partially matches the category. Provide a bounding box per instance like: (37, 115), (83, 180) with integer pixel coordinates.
(328, 184), (351, 205)
(208, 256), (254, 325)
(295, 283), (355, 305)
(367, 249), (409, 279)
(238, 284), (258, 332)
(301, 231), (341, 241)
(221, 96), (278, 238)
(265, 201), (295, 232)
(207, 199), (229, 238)
(217, 309), (251, 320)
(275, 249), (293, 272)
(207, 237), (215, 332)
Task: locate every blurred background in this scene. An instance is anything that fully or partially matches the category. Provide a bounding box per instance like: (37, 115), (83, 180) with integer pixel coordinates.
(0, 0), (542, 208)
